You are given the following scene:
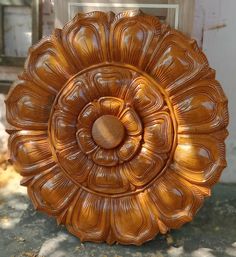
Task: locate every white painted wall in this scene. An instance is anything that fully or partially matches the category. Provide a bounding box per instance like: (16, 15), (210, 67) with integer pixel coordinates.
(193, 0), (236, 182)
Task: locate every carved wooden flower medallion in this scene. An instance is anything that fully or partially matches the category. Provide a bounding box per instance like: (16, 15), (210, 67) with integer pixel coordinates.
(6, 11), (229, 245)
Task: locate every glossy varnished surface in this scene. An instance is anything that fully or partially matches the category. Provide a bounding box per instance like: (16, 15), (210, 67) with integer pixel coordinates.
(92, 115), (125, 149)
(5, 10), (228, 245)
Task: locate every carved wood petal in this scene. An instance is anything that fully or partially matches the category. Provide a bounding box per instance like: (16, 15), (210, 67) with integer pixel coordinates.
(110, 10), (161, 69)
(28, 165), (78, 215)
(76, 128), (98, 154)
(88, 166), (130, 194)
(92, 148), (119, 167)
(8, 131), (55, 178)
(6, 81), (54, 129)
(171, 133), (227, 186)
(144, 111), (173, 154)
(51, 110), (77, 149)
(125, 77), (164, 118)
(110, 194), (156, 245)
(171, 79), (228, 133)
(117, 135), (141, 162)
(91, 67), (133, 97)
(23, 30), (77, 95)
(6, 10), (228, 245)
(66, 189), (110, 242)
(77, 102), (100, 128)
(123, 147), (166, 187)
(99, 97), (125, 116)
(148, 170), (205, 229)
(145, 30), (215, 96)
(119, 107), (142, 136)
(56, 146), (93, 184)
(62, 12), (111, 69)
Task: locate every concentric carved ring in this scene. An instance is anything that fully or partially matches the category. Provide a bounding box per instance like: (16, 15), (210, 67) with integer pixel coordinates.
(6, 10), (228, 245)
(47, 64), (175, 196)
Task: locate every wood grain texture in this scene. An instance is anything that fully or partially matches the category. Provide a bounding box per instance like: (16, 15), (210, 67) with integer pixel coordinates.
(92, 115), (125, 149)
(5, 10), (228, 245)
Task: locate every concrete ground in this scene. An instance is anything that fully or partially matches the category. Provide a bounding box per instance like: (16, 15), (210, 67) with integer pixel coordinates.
(0, 167), (236, 257)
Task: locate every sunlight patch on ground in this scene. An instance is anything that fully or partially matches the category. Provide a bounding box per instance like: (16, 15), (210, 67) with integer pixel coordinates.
(0, 165), (27, 197)
(191, 248), (216, 257)
(167, 246), (184, 257)
(38, 232), (70, 257)
(226, 242), (236, 257)
(0, 165), (28, 229)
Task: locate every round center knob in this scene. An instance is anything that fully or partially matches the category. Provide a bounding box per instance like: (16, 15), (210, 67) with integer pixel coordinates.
(92, 115), (125, 149)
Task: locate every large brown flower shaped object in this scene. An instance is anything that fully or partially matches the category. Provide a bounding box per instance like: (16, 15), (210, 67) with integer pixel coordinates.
(6, 10), (228, 245)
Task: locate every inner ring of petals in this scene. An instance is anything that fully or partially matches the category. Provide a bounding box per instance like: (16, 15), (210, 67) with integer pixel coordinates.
(48, 63), (178, 197)
(92, 115), (125, 149)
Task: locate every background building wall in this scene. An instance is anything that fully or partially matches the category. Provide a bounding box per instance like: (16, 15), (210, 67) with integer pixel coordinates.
(192, 0), (236, 182)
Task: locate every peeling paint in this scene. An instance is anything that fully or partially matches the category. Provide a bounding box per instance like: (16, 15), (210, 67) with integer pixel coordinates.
(207, 23), (227, 30)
